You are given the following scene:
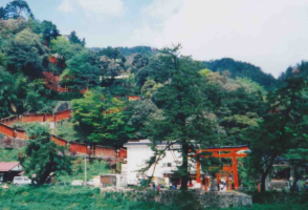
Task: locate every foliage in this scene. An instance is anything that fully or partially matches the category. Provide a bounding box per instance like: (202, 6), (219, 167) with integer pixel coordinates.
(204, 58), (278, 89)
(126, 98), (161, 139)
(39, 20), (60, 45)
(95, 47), (127, 87)
(62, 51), (100, 89)
(247, 62), (307, 191)
(0, 0), (34, 20)
(19, 124), (71, 185)
(57, 158), (109, 183)
(55, 120), (79, 142)
(117, 46), (157, 56)
(72, 89), (134, 147)
(0, 70), (55, 117)
(147, 47), (218, 190)
(50, 36), (84, 60)
(68, 30), (85, 46)
(199, 68), (266, 145)
(135, 50), (184, 86)
(0, 148), (22, 161)
(4, 28), (48, 77)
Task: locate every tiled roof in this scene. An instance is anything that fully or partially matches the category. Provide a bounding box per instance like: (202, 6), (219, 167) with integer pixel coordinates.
(0, 162), (20, 172)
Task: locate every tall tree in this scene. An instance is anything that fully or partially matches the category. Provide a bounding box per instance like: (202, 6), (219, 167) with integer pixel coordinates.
(249, 64), (307, 192)
(61, 51), (100, 89)
(1, 0), (34, 20)
(5, 28), (47, 77)
(19, 124), (71, 185)
(72, 89), (134, 148)
(147, 47), (217, 190)
(40, 20), (60, 45)
(96, 47), (126, 87)
(68, 31), (85, 46)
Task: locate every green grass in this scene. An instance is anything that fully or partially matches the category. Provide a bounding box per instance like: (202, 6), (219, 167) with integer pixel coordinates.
(57, 158), (110, 183)
(0, 186), (307, 210)
(222, 203), (308, 210)
(0, 186), (172, 210)
(221, 191), (308, 210)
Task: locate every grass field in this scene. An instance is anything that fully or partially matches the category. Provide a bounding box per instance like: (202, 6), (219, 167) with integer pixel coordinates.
(56, 158), (110, 184)
(0, 186), (172, 210)
(0, 186), (307, 210)
(223, 203), (308, 210)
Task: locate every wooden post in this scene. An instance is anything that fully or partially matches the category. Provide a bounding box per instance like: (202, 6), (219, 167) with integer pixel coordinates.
(232, 154), (239, 189)
(196, 155), (201, 183)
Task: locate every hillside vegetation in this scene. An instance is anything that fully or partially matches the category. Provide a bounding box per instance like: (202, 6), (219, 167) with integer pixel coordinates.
(0, 0), (307, 197)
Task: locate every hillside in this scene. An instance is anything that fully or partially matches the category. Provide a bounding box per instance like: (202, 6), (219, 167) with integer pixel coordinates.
(203, 58), (278, 89)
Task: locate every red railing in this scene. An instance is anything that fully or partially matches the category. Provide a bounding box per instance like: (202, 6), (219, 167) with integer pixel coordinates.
(0, 111), (125, 161)
(0, 110), (72, 125)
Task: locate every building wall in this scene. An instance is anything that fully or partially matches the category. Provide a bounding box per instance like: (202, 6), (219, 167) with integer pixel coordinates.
(124, 140), (182, 185)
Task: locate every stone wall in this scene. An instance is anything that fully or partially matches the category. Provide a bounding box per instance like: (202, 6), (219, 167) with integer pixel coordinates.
(101, 188), (252, 209)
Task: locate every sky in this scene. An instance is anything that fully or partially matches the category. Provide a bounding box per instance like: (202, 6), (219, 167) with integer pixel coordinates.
(1, 0), (308, 77)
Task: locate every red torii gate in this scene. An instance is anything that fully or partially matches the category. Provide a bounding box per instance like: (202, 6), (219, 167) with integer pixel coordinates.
(195, 145), (249, 190)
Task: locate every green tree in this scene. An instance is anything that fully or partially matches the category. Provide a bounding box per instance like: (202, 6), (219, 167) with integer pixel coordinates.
(147, 47), (217, 190)
(40, 20), (60, 45)
(68, 31), (85, 46)
(284, 148), (308, 191)
(0, 0), (33, 20)
(203, 58), (278, 89)
(61, 51), (100, 89)
(0, 70), (55, 117)
(135, 50), (181, 87)
(72, 89), (134, 148)
(199, 69), (266, 145)
(19, 124), (71, 185)
(96, 47), (127, 87)
(249, 65), (307, 192)
(50, 36), (84, 61)
(5, 28), (47, 77)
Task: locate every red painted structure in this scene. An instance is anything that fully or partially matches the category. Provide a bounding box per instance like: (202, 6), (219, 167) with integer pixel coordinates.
(0, 110), (127, 162)
(195, 145), (249, 190)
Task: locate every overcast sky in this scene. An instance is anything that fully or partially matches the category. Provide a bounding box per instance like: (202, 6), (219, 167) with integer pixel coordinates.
(1, 0), (308, 77)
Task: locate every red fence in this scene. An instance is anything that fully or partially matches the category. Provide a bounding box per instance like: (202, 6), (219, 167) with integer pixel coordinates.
(0, 110), (72, 126)
(0, 123), (16, 138)
(0, 107), (128, 161)
(94, 146), (117, 159)
(0, 123), (28, 140)
(0, 122), (123, 161)
(50, 135), (119, 160)
(50, 135), (67, 147)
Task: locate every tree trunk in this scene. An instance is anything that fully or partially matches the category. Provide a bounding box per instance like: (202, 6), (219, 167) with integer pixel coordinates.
(290, 164), (299, 192)
(180, 142), (189, 190)
(260, 158), (275, 192)
(260, 172), (267, 192)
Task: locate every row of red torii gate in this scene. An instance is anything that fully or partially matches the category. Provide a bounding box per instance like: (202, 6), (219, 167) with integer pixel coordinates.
(193, 145), (249, 190)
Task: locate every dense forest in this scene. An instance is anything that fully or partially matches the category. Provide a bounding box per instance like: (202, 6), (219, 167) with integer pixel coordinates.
(0, 0), (307, 192)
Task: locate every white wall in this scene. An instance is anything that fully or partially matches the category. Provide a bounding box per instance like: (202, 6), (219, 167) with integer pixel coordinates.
(124, 140), (182, 185)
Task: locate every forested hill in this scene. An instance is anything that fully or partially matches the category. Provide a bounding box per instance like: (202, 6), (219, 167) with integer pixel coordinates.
(117, 46), (157, 57)
(203, 58), (278, 89)
(93, 47), (278, 89)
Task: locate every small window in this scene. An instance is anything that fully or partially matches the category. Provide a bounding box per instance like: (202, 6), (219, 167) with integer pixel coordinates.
(167, 163), (172, 167)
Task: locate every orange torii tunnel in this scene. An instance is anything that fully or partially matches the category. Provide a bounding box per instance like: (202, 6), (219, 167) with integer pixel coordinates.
(194, 145), (250, 190)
